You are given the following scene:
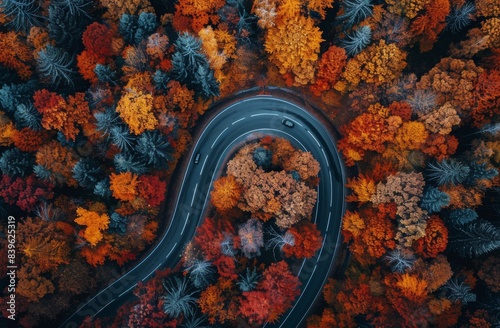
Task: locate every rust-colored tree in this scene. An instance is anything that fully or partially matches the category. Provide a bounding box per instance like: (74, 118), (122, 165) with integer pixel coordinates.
(11, 128), (49, 152)
(256, 261), (301, 323)
(421, 133), (459, 161)
(239, 291), (271, 325)
(0, 31), (33, 79)
(174, 0), (225, 32)
(307, 308), (337, 328)
(80, 243), (112, 267)
(471, 69), (500, 127)
(33, 90), (92, 141)
(282, 151), (320, 180)
(20, 235), (69, 272)
(82, 22), (114, 58)
(338, 113), (394, 166)
(283, 221), (323, 258)
(137, 174), (166, 206)
(410, 0), (451, 52)
(16, 265), (54, 302)
(310, 46), (347, 96)
(198, 278), (239, 324)
(414, 215), (448, 259)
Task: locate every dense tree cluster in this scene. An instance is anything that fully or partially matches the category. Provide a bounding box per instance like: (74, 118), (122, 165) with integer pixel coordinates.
(1, 0), (499, 327)
(109, 136), (320, 326)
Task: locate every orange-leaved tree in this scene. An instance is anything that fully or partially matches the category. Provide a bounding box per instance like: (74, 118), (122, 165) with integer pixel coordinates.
(174, 0), (225, 32)
(210, 175), (242, 213)
(264, 13), (323, 85)
(337, 113), (394, 166)
(110, 172), (139, 201)
(74, 207), (110, 246)
(16, 265), (54, 302)
(471, 69), (500, 127)
(198, 278), (239, 324)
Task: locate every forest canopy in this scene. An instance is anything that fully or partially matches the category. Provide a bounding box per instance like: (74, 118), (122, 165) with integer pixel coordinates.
(0, 0), (499, 327)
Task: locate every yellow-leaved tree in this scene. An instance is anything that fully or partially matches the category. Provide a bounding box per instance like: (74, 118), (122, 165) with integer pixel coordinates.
(116, 88), (157, 135)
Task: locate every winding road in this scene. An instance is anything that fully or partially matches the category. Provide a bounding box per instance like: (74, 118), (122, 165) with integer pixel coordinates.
(59, 93), (346, 328)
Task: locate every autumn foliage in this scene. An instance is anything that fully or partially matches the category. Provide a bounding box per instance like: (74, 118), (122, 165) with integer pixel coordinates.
(265, 14), (323, 85)
(74, 207), (110, 246)
(0, 32), (33, 79)
(1, 0), (500, 326)
(110, 172), (139, 201)
(284, 221), (322, 258)
(311, 45), (347, 95)
(210, 175), (242, 212)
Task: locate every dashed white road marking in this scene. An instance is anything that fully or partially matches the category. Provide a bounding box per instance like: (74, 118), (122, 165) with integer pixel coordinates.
(211, 127), (228, 149)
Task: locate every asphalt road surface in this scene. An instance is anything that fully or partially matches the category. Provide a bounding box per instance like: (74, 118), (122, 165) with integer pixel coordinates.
(59, 94), (346, 328)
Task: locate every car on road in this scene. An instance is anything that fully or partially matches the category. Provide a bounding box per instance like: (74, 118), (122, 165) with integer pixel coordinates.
(194, 153), (201, 164)
(282, 119), (294, 128)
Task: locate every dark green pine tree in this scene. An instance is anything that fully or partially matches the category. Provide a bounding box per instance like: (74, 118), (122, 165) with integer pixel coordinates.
(93, 178), (111, 198)
(94, 64), (117, 85)
(426, 159), (470, 186)
(236, 267), (260, 292)
(119, 12), (157, 45)
(109, 125), (136, 153)
(172, 32), (220, 99)
(0, 80), (38, 113)
(72, 158), (104, 190)
(48, 1), (90, 50)
(185, 259), (216, 289)
(135, 130), (173, 169)
(0, 149), (33, 177)
(113, 153), (149, 175)
(0, 0), (44, 33)
(446, 209), (478, 226)
(94, 107), (120, 137)
(449, 220), (500, 258)
(420, 187), (450, 213)
(36, 45), (77, 88)
(152, 70), (170, 91)
(466, 161), (499, 186)
(108, 212), (127, 235)
(443, 278), (476, 304)
(14, 103), (42, 130)
(253, 147), (272, 170)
